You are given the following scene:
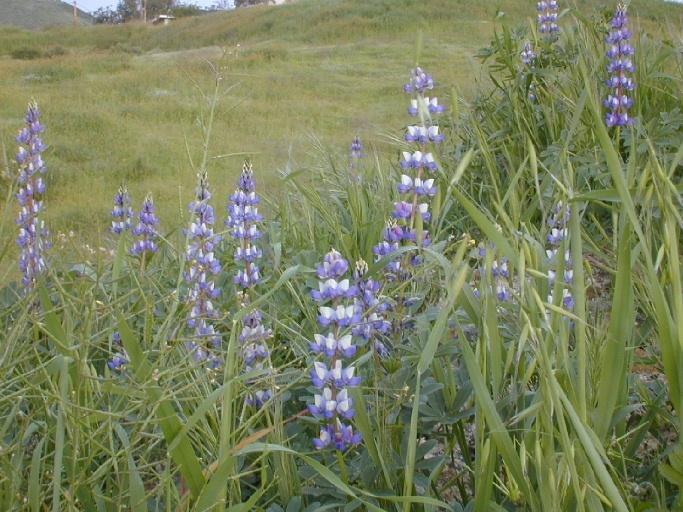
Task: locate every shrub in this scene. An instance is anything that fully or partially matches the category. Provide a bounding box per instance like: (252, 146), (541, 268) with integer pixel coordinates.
(11, 46), (42, 60)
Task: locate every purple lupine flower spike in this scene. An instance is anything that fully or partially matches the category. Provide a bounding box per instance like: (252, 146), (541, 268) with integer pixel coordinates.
(15, 100), (51, 291)
(308, 249), (362, 450)
(348, 135), (364, 170)
(108, 331), (128, 372)
(131, 193), (159, 255)
(228, 159), (273, 407)
(374, 66), (444, 279)
(521, 40), (536, 66)
(604, 4), (635, 127)
(227, 159), (263, 289)
(110, 185), (134, 234)
(184, 168), (222, 367)
(537, 0), (559, 40)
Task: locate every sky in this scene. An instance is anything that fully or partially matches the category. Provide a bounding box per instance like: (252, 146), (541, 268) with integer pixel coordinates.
(73, 0), (221, 14)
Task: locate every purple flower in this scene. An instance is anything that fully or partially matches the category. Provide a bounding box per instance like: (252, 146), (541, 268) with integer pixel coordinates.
(184, 169), (223, 365)
(228, 160), (273, 406)
(107, 331), (128, 371)
(548, 201), (571, 228)
(348, 135), (364, 169)
(228, 159), (264, 289)
(108, 352), (128, 371)
(131, 193), (159, 255)
(547, 228), (567, 244)
(521, 40), (536, 66)
(311, 278), (356, 301)
(537, 0), (559, 39)
(604, 4), (635, 127)
(110, 185), (134, 234)
(312, 420), (362, 451)
(404, 67), (434, 93)
(14, 100), (50, 290)
(316, 248), (349, 279)
(307, 249), (362, 450)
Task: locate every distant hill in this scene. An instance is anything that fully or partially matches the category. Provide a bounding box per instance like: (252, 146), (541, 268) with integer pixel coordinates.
(0, 0), (93, 30)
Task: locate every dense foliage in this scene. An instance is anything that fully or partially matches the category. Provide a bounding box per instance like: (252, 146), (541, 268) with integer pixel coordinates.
(2, 1), (683, 511)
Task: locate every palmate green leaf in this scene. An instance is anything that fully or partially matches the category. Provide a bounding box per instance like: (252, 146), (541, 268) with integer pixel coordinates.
(116, 311), (206, 499)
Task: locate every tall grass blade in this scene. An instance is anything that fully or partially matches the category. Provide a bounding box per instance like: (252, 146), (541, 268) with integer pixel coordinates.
(114, 424), (147, 512)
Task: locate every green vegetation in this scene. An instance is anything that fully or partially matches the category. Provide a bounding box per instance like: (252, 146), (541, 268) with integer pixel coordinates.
(0, 0), (679, 251)
(0, 0), (93, 30)
(2, 0), (683, 509)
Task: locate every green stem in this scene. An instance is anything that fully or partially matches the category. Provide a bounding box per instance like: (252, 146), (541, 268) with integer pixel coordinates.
(336, 449), (349, 486)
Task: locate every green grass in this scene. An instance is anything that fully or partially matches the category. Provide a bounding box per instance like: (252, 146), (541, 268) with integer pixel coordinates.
(0, 0), (679, 254)
(2, 0), (683, 509)
(0, 0), (93, 30)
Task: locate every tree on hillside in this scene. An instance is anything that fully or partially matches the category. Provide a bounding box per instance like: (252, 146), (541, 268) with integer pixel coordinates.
(209, 0), (232, 10)
(172, 3), (203, 17)
(93, 0), (178, 23)
(147, 0), (177, 17)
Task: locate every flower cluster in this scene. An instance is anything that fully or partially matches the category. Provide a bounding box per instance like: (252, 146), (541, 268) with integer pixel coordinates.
(131, 193), (159, 255)
(604, 4), (635, 127)
(546, 201), (574, 310)
(537, 1), (559, 39)
(227, 159), (272, 407)
(308, 249), (362, 450)
(373, 67), (443, 279)
(520, 40), (536, 66)
(184, 169), (222, 367)
(108, 331), (128, 371)
(348, 135), (364, 169)
(351, 260), (391, 358)
(474, 242), (512, 302)
(520, 40), (537, 100)
(227, 160), (263, 288)
(15, 100), (51, 291)
(110, 185), (134, 234)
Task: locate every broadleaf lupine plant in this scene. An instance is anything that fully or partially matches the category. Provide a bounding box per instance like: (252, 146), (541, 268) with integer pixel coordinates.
(604, 3), (635, 127)
(227, 159), (273, 407)
(184, 168), (222, 367)
(15, 100), (50, 292)
(308, 249), (362, 450)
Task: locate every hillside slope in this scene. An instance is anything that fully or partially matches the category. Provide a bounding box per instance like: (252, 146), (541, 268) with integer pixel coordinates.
(0, 0), (681, 53)
(0, 0), (93, 30)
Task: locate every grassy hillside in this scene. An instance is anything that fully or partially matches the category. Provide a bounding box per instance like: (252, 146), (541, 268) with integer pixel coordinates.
(0, 0), (681, 253)
(0, 0), (93, 30)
